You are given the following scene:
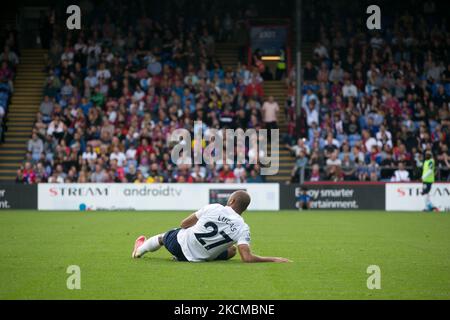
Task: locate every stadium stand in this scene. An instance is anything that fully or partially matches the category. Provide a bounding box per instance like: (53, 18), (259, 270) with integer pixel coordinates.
(0, 48), (47, 182)
(8, 0), (296, 184)
(286, 0), (450, 183)
(2, 0), (449, 185)
(0, 8), (21, 181)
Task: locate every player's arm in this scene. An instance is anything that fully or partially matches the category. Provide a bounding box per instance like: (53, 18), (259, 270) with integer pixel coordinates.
(237, 244), (292, 263)
(181, 205), (214, 229)
(180, 213), (198, 229)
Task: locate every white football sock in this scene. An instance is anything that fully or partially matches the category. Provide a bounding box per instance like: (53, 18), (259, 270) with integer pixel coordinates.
(425, 194), (431, 207)
(137, 234), (163, 256)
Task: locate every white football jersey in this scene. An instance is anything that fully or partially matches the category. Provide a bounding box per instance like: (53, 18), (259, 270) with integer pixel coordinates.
(177, 204), (251, 262)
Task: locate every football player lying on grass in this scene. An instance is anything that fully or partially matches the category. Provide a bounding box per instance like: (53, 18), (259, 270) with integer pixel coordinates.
(132, 190), (292, 263)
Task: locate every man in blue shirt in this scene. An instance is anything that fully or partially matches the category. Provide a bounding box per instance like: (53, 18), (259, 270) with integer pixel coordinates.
(297, 187), (312, 210)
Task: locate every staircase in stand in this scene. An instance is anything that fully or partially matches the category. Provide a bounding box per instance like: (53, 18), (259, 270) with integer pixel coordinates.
(216, 41), (296, 183)
(263, 81), (295, 183)
(0, 48), (46, 181)
(215, 43), (240, 69)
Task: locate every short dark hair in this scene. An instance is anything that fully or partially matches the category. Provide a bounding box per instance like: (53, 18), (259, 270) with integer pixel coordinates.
(231, 190), (251, 214)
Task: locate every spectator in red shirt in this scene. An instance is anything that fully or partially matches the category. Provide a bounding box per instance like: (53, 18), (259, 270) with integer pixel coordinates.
(244, 78), (264, 99)
(219, 165), (236, 183)
(309, 164), (321, 182)
(22, 162), (36, 184)
(136, 138), (156, 158)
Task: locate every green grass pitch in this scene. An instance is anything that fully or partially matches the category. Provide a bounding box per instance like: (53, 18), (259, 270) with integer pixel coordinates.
(0, 210), (449, 300)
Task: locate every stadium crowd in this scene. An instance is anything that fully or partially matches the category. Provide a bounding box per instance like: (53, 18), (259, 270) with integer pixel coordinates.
(16, 1), (271, 184)
(0, 26), (19, 143)
(286, 0), (450, 183)
(12, 0), (450, 184)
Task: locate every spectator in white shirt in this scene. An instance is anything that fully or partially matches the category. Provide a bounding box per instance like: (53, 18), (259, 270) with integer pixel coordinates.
(342, 79), (358, 98)
(304, 99), (319, 127)
(82, 145), (98, 162)
(362, 130), (377, 153)
(313, 42), (329, 60)
(96, 63), (111, 80)
(61, 47), (74, 65)
(47, 118), (65, 136)
(233, 163), (247, 183)
(133, 86), (146, 101)
(326, 151), (342, 167)
(302, 88), (319, 109)
(110, 147), (127, 167)
(288, 138), (310, 157)
(48, 172), (64, 183)
(367, 64), (380, 80)
(261, 96), (279, 129)
(391, 162), (410, 182)
(126, 145), (137, 160)
(376, 125), (393, 148)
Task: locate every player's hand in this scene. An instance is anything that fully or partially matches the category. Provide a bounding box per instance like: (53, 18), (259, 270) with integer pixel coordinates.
(273, 257), (293, 263)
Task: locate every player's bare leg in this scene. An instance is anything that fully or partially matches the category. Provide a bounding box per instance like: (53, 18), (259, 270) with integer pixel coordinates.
(132, 233), (165, 258)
